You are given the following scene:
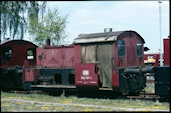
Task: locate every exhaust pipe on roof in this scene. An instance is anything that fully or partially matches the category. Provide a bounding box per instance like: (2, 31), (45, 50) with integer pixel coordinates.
(46, 38), (50, 45)
(104, 28), (112, 32)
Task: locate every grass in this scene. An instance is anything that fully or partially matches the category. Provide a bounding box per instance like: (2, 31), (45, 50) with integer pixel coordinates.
(1, 88), (170, 112)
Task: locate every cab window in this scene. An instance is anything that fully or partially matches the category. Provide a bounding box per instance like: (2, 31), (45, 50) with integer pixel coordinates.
(2, 47), (12, 60)
(81, 44), (96, 63)
(27, 48), (35, 60)
(137, 42), (142, 57)
(117, 40), (125, 57)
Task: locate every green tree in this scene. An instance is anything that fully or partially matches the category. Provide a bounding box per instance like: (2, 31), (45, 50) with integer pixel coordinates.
(0, 1), (46, 43)
(28, 9), (68, 46)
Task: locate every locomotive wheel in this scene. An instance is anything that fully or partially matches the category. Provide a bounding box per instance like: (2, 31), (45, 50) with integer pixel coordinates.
(159, 95), (170, 102)
(23, 82), (32, 91)
(127, 92), (140, 96)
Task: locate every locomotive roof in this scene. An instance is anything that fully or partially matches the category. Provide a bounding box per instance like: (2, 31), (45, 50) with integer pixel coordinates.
(74, 30), (145, 44)
(0, 39), (38, 47)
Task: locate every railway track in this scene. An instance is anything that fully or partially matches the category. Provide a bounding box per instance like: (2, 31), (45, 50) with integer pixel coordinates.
(8, 89), (163, 102)
(126, 92), (162, 101)
(6, 83), (169, 102)
(10, 90), (43, 94)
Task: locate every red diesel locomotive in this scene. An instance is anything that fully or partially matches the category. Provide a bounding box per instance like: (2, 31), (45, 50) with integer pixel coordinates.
(1, 30), (151, 96)
(22, 30), (146, 95)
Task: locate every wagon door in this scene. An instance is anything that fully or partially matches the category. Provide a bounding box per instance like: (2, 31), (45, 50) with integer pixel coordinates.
(97, 42), (114, 88)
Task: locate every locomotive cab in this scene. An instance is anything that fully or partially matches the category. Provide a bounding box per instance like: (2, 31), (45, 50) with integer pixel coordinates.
(0, 40), (38, 90)
(74, 30), (146, 95)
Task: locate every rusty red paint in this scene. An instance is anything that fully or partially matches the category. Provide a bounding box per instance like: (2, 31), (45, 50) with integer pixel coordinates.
(123, 33), (144, 67)
(63, 47), (75, 67)
(23, 69), (40, 82)
(24, 69), (35, 82)
(74, 31), (145, 88)
(154, 55), (160, 67)
(74, 45), (81, 64)
(144, 54), (160, 60)
(144, 53), (160, 67)
(164, 38), (170, 66)
(113, 32), (144, 68)
(112, 69), (119, 88)
(0, 40), (37, 68)
(36, 45), (74, 68)
(75, 63), (98, 86)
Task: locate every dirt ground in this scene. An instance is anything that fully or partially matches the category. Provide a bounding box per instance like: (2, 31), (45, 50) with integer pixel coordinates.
(1, 97), (169, 112)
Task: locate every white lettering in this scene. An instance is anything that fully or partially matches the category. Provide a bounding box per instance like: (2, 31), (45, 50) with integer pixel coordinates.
(81, 77), (85, 80)
(82, 70), (89, 75)
(90, 81), (96, 84)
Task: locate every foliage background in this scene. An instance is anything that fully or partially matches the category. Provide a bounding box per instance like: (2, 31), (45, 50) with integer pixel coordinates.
(0, 1), (46, 42)
(28, 9), (68, 46)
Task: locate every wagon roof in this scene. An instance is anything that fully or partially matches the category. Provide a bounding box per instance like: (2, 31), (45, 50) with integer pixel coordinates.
(74, 30), (145, 44)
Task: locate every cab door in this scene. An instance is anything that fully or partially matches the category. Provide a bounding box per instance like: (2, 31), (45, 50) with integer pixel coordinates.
(97, 42), (114, 88)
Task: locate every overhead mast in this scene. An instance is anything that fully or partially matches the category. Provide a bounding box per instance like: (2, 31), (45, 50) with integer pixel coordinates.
(158, 0), (163, 66)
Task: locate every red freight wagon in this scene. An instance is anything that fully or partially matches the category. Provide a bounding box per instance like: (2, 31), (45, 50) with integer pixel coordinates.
(163, 37), (170, 66)
(154, 36), (170, 98)
(74, 30), (146, 95)
(144, 53), (160, 66)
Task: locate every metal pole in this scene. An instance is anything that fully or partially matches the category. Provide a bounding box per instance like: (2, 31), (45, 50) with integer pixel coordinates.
(0, 2), (2, 44)
(158, 0), (163, 66)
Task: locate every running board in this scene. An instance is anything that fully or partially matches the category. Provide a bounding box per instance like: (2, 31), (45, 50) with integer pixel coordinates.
(31, 85), (113, 91)
(99, 88), (113, 91)
(31, 85), (76, 89)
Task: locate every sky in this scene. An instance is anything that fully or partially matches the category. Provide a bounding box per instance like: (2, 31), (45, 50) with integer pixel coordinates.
(27, 1), (170, 54)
